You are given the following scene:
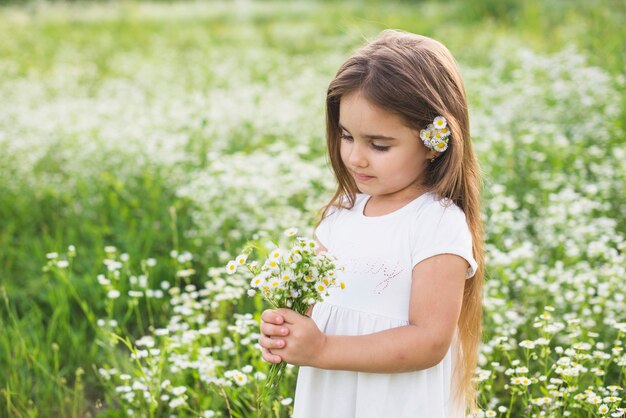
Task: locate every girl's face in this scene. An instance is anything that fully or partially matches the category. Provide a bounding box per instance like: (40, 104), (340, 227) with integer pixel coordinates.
(339, 90), (435, 202)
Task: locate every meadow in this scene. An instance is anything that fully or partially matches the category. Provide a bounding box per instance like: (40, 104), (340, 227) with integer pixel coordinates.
(0, 0), (625, 417)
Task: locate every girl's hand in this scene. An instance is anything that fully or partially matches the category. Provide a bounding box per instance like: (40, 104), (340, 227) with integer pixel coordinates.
(259, 309), (288, 364)
(259, 308), (326, 367)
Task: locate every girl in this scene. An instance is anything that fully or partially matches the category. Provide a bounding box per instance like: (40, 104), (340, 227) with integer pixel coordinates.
(259, 29), (484, 418)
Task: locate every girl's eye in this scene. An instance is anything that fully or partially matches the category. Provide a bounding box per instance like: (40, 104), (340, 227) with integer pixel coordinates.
(372, 144), (390, 152)
(341, 133), (389, 152)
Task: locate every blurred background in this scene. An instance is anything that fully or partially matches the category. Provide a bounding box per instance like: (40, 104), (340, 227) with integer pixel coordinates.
(1, 0), (625, 417)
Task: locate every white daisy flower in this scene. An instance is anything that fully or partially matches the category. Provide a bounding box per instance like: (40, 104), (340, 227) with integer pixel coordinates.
(266, 259), (280, 270)
(232, 371), (248, 386)
(235, 254), (248, 265)
(97, 275), (110, 286)
(280, 271), (294, 283)
(291, 252), (302, 263)
(433, 116), (447, 129)
(171, 386), (187, 396)
(315, 282), (327, 293)
(226, 260), (237, 275)
(269, 249), (282, 260)
(250, 276), (265, 288)
(168, 397), (186, 408)
(435, 141), (448, 152)
(284, 227), (298, 237)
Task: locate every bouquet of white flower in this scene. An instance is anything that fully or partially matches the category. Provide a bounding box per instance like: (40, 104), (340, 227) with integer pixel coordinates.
(226, 227), (344, 399)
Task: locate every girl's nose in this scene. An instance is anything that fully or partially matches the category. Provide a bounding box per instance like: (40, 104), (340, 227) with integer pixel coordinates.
(348, 143), (368, 167)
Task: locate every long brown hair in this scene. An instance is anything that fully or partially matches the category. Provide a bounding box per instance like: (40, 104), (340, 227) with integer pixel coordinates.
(316, 29), (484, 413)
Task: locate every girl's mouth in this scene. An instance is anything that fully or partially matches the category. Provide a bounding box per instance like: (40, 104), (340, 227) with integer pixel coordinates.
(353, 172), (375, 182)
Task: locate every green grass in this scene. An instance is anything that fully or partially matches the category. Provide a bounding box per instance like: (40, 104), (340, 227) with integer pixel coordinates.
(1, 0), (625, 417)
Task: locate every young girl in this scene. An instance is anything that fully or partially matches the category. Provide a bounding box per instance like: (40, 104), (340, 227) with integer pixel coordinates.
(259, 29), (484, 418)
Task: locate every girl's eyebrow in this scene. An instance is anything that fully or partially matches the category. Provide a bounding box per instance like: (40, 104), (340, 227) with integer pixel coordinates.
(339, 122), (398, 141)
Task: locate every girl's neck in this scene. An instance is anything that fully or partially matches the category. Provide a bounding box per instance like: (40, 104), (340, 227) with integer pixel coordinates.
(363, 186), (431, 217)
(367, 185), (430, 205)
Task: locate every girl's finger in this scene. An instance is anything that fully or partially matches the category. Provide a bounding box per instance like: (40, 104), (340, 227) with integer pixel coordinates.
(260, 322), (289, 337)
(259, 335), (286, 350)
(261, 309), (284, 325)
(262, 347), (282, 364)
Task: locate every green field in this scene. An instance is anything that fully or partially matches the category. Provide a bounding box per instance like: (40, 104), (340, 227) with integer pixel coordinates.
(1, 0), (625, 417)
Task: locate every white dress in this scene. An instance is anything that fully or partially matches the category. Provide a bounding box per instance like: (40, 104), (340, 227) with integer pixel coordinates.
(292, 192), (478, 418)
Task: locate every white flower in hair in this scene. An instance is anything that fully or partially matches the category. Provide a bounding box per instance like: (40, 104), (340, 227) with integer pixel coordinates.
(433, 116), (447, 129)
(420, 115), (450, 153)
(435, 141), (448, 152)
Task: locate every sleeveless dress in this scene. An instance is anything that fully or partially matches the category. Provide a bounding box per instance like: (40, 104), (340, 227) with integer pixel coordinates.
(292, 192), (478, 418)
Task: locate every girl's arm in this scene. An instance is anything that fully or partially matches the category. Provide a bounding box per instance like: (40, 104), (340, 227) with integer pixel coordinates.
(259, 253), (468, 373)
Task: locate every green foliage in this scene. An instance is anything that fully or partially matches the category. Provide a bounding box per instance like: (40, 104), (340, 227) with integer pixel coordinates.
(0, 1), (625, 417)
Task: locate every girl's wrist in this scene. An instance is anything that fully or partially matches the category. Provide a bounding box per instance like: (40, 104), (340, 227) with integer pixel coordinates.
(312, 333), (330, 369)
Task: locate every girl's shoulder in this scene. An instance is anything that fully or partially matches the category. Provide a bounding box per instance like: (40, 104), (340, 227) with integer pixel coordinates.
(419, 192), (463, 213)
(412, 192), (469, 229)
